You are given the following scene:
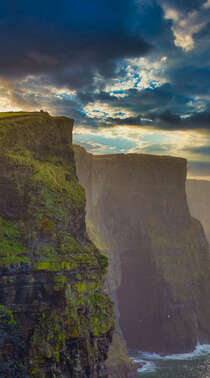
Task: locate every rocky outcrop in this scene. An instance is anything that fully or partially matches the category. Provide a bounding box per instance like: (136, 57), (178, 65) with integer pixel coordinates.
(0, 113), (114, 376)
(186, 179), (210, 245)
(74, 146), (210, 354)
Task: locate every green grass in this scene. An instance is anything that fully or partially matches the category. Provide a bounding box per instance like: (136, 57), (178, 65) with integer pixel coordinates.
(0, 113), (52, 150)
(6, 146), (85, 208)
(0, 217), (30, 266)
(0, 111), (46, 119)
(0, 305), (16, 325)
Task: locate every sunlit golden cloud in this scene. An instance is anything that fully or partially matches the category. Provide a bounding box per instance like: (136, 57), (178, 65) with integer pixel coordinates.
(163, 5), (205, 52)
(203, 0), (210, 9)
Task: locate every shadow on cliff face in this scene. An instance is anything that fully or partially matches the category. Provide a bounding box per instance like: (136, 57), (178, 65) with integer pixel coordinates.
(74, 145), (210, 354)
(187, 179), (210, 246)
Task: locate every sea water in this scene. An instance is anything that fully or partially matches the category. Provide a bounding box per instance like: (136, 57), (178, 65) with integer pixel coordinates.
(130, 345), (210, 377)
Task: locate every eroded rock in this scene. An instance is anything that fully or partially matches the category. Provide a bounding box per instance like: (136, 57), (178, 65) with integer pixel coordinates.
(0, 113), (114, 377)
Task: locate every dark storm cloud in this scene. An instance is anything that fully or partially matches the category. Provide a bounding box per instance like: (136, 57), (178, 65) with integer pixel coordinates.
(103, 108), (210, 131)
(0, 0), (150, 89)
(183, 110), (210, 130)
(0, 0), (209, 178)
(85, 84), (190, 114)
(76, 84), (193, 125)
(106, 116), (143, 126)
(1, 0), (210, 138)
(154, 110), (181, 125)
(137, 0), (210, 100)
(169, 66), (210, 96)
(130, 0), (177, 60)
(80, 89), (210, 130)
(148, 109), (210, 131)
(159, 0), (205, 12)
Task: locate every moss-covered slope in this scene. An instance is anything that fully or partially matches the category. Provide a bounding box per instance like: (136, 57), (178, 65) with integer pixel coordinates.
(0, 112), (114, 377)
(74, 145), (210, 354)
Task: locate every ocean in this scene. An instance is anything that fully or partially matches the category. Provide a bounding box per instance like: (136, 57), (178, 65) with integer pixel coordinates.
(130, 345), (210, 377)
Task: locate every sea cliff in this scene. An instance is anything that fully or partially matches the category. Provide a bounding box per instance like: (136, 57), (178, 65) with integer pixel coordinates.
(0, 113), (114, 377)
(74, 146), (210, 354)
(186, 179), (210, 245)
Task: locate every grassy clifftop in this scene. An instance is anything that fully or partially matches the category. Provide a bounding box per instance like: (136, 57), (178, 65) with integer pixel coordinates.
(0, 111), (46, 119)
(0, 111), (73, 154)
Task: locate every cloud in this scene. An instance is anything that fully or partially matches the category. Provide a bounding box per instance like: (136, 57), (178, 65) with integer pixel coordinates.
(103, 56), (169, 93)
(106, 116), (143, 126)
(203, 0), (210, 8)
(0, 0), (209, 180)
(186, 145), (210, 155)
(84, 83), (190, 118)
(187, 161), (210, 178)
(0, 0), (151, 90)
(73, 122), (207, 153)
(149, 109), (210, 131)
(162, 4), (206, 51)
(160, 0), (205, 13)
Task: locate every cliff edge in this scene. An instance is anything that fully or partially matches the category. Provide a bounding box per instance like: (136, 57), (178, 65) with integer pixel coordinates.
(186, 179), (210, 245)
(74, 145), (210, 354)
(0, 113), (114, 376)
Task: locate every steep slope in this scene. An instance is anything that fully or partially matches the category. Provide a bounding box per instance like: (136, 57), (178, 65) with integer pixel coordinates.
(186, 179), (210, 245)
(74, 146), (210, 354)
(86, 219), (138, 377)
(0, 113), (114, 377)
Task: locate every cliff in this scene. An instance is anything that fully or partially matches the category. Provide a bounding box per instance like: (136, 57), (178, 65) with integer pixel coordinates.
(86, 219), (138, 377)
(74, 145), (210, 354)
(186, 179), (210, 245)
(0, 112), (114, 376)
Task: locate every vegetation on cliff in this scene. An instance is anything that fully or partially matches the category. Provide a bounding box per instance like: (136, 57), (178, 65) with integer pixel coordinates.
(0, 112), (114, 376)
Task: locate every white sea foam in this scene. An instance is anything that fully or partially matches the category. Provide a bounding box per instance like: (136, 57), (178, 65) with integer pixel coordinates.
(130, 344), (210, 374)
(141, 344), (210, 361)
(131, 355), (158, 373)
(137, 361), (157, 373)
(164, 344), (210, 360)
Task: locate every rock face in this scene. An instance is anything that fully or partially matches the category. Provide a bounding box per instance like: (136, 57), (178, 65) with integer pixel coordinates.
(74, 146), (210, 354)
(0, 113), (114, 377)
(86, 219), (138, 377)
(186, 179), (210, 245)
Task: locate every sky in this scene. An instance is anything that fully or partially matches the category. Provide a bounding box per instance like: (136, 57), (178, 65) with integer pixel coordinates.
(0, 0), (210, 179)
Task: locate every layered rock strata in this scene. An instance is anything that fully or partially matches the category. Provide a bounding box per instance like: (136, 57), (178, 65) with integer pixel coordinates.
(0, 113), (114, 377)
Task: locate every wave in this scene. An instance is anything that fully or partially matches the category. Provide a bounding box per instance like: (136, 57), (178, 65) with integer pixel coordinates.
(133, 344), (210, 361)
(130, 344), (210, 374)
(136, 361), (156, 373)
